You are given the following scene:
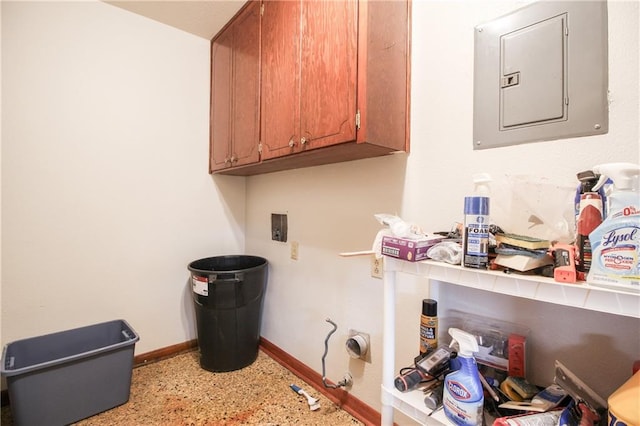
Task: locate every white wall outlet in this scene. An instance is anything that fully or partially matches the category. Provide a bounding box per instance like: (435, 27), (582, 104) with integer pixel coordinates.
(290, 241), (299, 260)
(371, 254), (383, 279)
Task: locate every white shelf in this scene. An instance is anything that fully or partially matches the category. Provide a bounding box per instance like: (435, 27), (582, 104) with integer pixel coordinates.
(380, 257), (640, 426)
(382, 385), (451, 425)
(386, 258), (640, 319)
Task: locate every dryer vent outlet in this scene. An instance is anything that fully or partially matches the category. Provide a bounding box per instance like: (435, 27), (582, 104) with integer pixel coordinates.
(346, 330), (371, 362)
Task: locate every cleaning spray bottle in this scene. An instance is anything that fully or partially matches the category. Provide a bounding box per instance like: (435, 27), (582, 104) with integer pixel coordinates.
(575, 171), (604, 278)
(443, 328), (484, 426)
(587, 162), (640, 292)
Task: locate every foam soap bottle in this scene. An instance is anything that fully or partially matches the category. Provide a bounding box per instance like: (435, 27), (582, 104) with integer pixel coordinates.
(587, 162), (640, 292)
(443, 328), (484, 426)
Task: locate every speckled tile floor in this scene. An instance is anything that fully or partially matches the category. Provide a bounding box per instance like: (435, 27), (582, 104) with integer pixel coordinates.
(1, 350), (363, 425)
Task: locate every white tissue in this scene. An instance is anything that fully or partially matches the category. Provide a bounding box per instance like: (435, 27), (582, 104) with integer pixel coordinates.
(371, 229), (391, 259)
(373, 214), (424, 239)
(426, 242), (463, 265)
(372, 214), (427, 258)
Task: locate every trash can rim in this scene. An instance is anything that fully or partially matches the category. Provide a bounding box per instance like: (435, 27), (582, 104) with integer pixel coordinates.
(188, 255), (267, 275)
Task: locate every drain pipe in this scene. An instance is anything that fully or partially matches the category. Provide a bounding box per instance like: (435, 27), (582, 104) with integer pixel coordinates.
(322, 318), (353, 389)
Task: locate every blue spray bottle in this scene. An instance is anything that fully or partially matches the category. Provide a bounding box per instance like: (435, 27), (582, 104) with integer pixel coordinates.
(443, 328), (484, 426)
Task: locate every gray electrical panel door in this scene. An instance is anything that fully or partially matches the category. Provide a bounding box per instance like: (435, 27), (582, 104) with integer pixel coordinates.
(473, 1), (608, 150)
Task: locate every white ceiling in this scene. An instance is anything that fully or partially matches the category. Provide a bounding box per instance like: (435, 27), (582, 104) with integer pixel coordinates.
(104, 1), (246, 40)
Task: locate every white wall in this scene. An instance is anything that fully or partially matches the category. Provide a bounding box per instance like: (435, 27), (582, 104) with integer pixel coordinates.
(1, 1), (245, 359)
(2, 0), (638, 422)
(246, 0), (640, 419)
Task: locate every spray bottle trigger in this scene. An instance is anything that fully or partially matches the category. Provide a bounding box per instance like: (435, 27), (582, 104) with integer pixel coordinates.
(592, 174), (608, 192)
(448, 328), (479, 357)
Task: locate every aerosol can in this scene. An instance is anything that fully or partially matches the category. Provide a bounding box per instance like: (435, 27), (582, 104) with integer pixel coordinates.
(443, 328), (484, 426)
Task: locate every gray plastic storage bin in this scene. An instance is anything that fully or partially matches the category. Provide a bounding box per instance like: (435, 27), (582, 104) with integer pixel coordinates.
(1, 319), (139, 426)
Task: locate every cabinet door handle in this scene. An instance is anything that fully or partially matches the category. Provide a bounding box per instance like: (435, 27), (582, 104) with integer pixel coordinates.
(230, 155), (237, 163)
(288, 139), (296, 148)
(300, 137), (307, 145)
(224, 158), (230, 164)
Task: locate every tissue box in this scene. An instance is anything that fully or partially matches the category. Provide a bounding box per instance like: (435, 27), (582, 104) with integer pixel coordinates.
(381, 235), (444, 262)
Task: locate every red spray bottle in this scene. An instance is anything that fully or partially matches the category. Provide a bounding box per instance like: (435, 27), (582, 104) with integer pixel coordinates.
(575, 171), (604, 279)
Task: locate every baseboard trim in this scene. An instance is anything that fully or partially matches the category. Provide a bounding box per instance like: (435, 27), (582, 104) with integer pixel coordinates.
(3, 337), (384, 426)
(259, 337), (381, 426)
(134, 339), (198, 366)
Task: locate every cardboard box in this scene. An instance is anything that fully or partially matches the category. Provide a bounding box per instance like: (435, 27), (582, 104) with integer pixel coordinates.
(508, 333), (527, 377)
(381, 235), (444, 262)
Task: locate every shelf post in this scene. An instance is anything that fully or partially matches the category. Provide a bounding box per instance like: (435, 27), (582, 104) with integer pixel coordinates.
(381, 261), (396, 426)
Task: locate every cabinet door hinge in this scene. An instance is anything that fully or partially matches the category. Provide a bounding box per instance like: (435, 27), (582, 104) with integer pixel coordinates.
(260, 3), (264, 16)
(355, 110), (361, 130)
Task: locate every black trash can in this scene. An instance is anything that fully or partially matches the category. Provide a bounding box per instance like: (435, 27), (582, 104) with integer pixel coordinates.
(188, 255), (268, 372)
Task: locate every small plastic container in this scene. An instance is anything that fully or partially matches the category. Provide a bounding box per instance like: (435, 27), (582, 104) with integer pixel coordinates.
(1, 319), (139, 426)
(608, 370), (640, 426)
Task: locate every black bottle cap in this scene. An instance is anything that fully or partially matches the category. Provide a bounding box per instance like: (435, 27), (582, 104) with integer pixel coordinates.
(577, 171), (600, 193)
(422, 299), (437, 316)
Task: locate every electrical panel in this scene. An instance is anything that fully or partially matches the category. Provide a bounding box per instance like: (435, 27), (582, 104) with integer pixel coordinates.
(473, 1), (608, 149)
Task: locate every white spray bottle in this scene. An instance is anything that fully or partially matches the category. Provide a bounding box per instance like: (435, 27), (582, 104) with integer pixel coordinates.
(443, 328), (484, 426)
(587, 162), (640, 291)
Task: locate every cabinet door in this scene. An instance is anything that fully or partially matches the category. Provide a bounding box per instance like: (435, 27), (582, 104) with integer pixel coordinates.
(230, 1), (261, 167)
(210, 29), (233, 172)
(260, 0), (301, 160)
(300, 0), (357, 149)
(210, 2), (260, 172)
(356, 0), (409, 151)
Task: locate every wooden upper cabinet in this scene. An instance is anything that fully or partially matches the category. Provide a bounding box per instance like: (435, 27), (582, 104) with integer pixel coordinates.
(210, 29), (232, 172)
(259, 0), (301, 159)
(260, 0), (357, 160)
(356, 1), (410, 152)
(211, 0), (410, 175)
(209, 1), (261, 172)
(300, 1), (357, 150)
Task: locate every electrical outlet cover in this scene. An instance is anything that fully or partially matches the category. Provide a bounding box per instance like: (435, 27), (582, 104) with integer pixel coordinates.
(371, 255), (383, 279)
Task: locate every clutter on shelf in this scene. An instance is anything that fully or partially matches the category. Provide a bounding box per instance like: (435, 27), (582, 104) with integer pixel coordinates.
(392, 308), (631, 426)
(374, 162), (640, 293)
(376, 165), (639, 426)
